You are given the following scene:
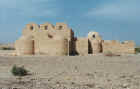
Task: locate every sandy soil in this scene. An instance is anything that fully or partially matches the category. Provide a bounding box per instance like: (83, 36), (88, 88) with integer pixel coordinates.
(0, 52), (140, 89)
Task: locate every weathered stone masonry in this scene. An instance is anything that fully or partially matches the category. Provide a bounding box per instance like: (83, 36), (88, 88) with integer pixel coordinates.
(15, 22), (136, 56)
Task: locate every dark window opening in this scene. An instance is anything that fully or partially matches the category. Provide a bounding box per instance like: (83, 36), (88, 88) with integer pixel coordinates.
(59, 26), (63, 30)
(88, 40), (93, 54)
(92, 35), (95, 38)
(48, 34), (53, 38)
(30, 26), (34, 30)
(45, 26), (48, 30)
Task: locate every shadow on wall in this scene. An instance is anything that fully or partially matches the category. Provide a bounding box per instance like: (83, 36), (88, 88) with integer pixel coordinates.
(88, 40), (103, 54)
(69, 38), (79, 56)
(88, 40), (93, 54)
(32, 40), (35, 55)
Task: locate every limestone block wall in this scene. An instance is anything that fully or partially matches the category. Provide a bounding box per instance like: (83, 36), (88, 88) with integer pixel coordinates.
(33, 23), (73, 56)
(15, 36), (34, 55)
(75, 38), (88, 55)
(31, 23), (73, 56)
(34, 36), (68, 56)
(102, 40), (135, 54)
(15, 22), (74, 56)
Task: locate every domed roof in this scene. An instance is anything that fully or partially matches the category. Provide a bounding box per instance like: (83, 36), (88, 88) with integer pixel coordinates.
(88, 31), (100, 38)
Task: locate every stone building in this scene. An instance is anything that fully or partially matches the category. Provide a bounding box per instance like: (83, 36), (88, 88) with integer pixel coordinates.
(15, 22), (136, 56)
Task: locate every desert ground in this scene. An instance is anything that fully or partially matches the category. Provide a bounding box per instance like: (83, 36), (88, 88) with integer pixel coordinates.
(0, 50), (140, 89)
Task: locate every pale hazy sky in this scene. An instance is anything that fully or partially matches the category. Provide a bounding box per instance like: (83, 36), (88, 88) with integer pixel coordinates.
(0, 0), (140, 45)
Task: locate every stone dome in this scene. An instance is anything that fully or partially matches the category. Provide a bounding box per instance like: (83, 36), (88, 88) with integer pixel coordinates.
(88, 32), (100, 39)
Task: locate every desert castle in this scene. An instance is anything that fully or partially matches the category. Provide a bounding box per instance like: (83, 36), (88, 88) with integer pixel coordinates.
(15, 22), (135, 56)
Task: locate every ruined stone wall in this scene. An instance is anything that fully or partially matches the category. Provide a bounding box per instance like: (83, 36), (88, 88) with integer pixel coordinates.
(102, 40), (135, 54)
(75, 38), (88, 56)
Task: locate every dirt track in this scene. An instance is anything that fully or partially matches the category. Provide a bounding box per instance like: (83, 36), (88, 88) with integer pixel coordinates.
(0, 54), (140, 89)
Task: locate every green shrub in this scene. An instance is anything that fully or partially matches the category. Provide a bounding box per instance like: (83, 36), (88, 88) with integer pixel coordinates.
(2, 47), (15, 50)
(135, 47), (140, 53)
(11, 65), (28, 77)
